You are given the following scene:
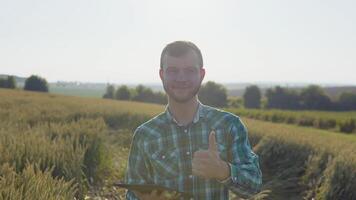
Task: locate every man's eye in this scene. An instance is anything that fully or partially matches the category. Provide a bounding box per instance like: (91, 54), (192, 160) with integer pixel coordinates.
(186, 68), (196, 73)
(167, 68), (177, 72)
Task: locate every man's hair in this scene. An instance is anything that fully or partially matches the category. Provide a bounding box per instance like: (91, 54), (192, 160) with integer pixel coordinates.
(160, 41), (203, 69)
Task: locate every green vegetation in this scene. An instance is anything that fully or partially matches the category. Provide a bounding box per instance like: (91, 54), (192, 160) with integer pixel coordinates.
(228, 108), (356, 134)
(245, 118), (356, 200)
(243, 85), (261, 108)
(198, 81), (228, 107)
(257, 85), (356, 111)
(103, 84), (167, 105)
(24, 75), (49, 92)
(0, 88), (161, 199)
(1, 88), (355, 199)
(0, 75), (16, 89)
(49, 85), (105, 98)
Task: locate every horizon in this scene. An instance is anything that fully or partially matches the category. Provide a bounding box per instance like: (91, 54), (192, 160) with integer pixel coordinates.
(3, 73), (356, 88)
(1, 0), (355, 84)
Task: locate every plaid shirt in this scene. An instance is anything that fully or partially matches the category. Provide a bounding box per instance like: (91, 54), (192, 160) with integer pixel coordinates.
(124, 102), (262, 199)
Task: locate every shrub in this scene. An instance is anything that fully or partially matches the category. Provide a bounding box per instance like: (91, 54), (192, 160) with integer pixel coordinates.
(298, 117), (315, 127)
(286, 116), (296, 124)
(0, 76), (16, 89)
(315, 118), (337, 130)
(24, 75), (48, 92)
(339, 119), (356, 133)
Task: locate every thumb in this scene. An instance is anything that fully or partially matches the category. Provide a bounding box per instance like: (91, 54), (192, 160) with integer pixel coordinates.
(208, 130), (218, 152)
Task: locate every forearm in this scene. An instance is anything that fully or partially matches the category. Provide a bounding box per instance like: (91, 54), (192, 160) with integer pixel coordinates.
(223, 117), (262, 198)
(222, 157), (262, 198)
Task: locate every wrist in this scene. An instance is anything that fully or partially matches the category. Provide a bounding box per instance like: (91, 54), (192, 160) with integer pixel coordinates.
(217, 161), (231, 181)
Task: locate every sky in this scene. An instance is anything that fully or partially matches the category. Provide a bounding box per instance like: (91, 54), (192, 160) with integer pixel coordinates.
(1, 0), (355, 85)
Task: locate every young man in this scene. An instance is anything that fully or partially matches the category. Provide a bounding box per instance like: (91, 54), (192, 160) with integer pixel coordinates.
(124, 41), (262, 199)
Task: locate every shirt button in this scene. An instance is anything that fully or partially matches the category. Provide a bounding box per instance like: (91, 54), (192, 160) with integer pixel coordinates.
(161, 155), (166, 159)
(189, 174), (193, 179)
(186, 151), (190, 155)
(184, 129), (188, 133)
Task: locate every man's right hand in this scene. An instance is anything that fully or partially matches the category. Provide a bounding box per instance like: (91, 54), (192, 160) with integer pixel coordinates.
(132, 189), (169, 200)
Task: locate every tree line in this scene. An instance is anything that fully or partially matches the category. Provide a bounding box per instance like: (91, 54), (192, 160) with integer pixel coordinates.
(0, 75), (49, 92)
(103, 81), (229, 107)
(244, 85), (356, 111)
(103, 84), (168, 104)
(3, 74), (355, 111)
(104, 81), (356, 111)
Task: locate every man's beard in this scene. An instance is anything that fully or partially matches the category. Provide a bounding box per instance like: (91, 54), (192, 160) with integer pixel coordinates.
(163, 83), (201, 103)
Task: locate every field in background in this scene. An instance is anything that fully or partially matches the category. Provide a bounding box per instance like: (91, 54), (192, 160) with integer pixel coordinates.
(0, 88), (355, 199)
(49, 85), (105, 98)
(228, 108), (356, 134)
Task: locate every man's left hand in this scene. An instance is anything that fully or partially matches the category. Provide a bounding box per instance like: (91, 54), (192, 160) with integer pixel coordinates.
(192, 130), (230, 181)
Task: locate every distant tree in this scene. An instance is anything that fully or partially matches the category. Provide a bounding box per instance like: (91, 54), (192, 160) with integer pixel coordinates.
(132, 84), (155, 102)
(115, 85), (131, 100)
(118, 84), (167, 105)
(24, 75), (48, 92)
(0, 78), (7, 88)
(6, 76), (16, 88)
(338, 92), (356, 110)
(198, 81), (228, 107)
(0, 76), (16, 89)
(300, 85), (332, 110)
(243, 85), (261, 108)
(153, 91), (168, 105)
(103, 84), (115, 99)
(266, 86), (300, 110)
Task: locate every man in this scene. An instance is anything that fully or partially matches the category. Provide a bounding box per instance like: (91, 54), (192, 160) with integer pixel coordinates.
(124, 41), (262, 199)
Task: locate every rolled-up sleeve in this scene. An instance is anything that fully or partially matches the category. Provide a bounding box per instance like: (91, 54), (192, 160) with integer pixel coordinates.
(223, 117), (262, 198)
(124, 128), (152, 200)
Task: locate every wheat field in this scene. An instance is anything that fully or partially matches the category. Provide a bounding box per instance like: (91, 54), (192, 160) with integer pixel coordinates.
(0, 88), (355, 200)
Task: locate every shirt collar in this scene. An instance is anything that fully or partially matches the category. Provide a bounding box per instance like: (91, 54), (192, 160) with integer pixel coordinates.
(165, 101), (206, 126)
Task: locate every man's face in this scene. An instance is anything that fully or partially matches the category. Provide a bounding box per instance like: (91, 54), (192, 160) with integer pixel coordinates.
(160, 50), (205, 103)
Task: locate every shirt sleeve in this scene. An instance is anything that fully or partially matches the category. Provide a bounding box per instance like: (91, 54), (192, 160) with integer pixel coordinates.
(222, 117), (262, 198)
(124, 127), (152, 200)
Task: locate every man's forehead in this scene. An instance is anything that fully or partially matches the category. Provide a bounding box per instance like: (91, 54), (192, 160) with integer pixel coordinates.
(163, 51), (201, 69)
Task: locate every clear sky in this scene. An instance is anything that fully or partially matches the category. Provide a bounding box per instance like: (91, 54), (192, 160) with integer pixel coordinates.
(1, 0), (355, 85)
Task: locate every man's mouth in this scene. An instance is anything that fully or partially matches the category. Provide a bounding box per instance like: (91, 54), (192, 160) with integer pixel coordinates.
(173, 87), (189, 89)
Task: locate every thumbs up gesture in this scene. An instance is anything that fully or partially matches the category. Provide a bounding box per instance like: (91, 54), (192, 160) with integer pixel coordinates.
(192, 130), (230, 181)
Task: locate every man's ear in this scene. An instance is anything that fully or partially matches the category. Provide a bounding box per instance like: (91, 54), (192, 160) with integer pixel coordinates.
(159, 68), (164, 81)
(200, 67), (206, 81)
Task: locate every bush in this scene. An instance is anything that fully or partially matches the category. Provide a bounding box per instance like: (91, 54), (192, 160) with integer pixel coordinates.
(103, 84), (115, 99)
(271, 113), (285, 123)
(298, 117), (315, 127)
(314, 118), (337, 130)
(24, 75), (48, 92)
(339, 119), (356, 133)
(286, 116), (296, 124)
(0, 76), (16, 89)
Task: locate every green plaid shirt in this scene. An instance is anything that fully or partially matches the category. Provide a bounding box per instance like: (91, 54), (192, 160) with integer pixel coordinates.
(124, 102), (262, 199)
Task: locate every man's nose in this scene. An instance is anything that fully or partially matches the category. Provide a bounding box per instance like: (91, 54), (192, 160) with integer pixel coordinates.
(175, 70), (188, 81)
